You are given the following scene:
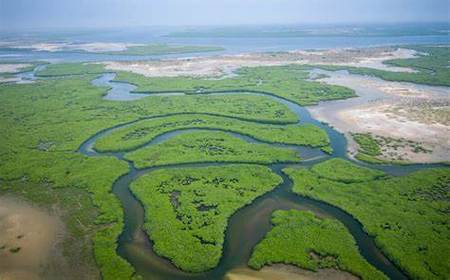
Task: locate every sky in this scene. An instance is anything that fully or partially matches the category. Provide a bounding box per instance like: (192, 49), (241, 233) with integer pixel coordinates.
(1, 0), (449, 30)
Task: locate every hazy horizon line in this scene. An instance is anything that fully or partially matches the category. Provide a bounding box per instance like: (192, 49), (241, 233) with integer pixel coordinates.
(1, 21), (449, 33)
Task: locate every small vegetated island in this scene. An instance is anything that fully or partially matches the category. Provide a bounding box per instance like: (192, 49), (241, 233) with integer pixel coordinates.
(0, 44), (449, 280)
(124, 131), (302, 168)
(93, 114), (329, 153)
(130, 165), (282, 272)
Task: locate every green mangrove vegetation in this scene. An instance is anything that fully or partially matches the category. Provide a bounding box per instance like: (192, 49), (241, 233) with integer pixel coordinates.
(249, 210), (387, 280)
(130, 165), (282, 272)
(3, 43), (449, 280)
(1, 77), (292, 153)
(351, 133), (384, 163)
(114, 65), (356, 106)
(125, 130), (301, 168)
(94, 114), (329, 153)
(310, 158), (385, 183)
(0, 76), (141, 279)
(34, 62), (355, 106)
(36, 62), (106, 77)
(0, 73), (303, 279)
(284, 160), (450, 279)
(32, 45), (450, 88)
(352, 133), (432, 164)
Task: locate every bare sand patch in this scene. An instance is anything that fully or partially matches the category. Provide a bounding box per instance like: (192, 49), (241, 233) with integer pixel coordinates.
(224, 264), (358, 280)
(15, 43), (65, 52)
(70, 42), (142, 53)
(326, 48), (417, 72)
(102, 53), (297, 78)
(0, 76), (21, 83)
(342, 104), (448, 162)
(102, 47), (416, 78)
(0, 64), (32, 74)
(307, 70), (450, 163)
(0, 196), (65, 280)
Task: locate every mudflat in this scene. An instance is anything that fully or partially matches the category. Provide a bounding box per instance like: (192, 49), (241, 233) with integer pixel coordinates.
(0, 196), (64, 280)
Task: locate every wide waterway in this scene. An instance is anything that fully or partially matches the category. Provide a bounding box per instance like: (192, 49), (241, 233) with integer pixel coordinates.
(1, 26), (449, 63)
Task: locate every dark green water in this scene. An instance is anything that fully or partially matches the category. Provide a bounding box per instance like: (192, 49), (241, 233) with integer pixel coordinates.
(75, 72), (448, 279)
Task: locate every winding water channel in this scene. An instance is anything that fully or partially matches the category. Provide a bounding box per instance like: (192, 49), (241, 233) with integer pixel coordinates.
(21, 69), (445, 279)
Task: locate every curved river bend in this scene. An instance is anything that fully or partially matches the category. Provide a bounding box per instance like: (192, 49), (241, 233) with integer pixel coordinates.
(76, 72), (447, 280)
(20, 69), (445, 279)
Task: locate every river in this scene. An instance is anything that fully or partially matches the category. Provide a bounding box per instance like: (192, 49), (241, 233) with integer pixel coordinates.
(8, 57), (447, 278)
(69, 69), (449, 279)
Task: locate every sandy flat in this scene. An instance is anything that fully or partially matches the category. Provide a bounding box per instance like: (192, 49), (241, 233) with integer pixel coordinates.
(69, 42), (142, 53)
(0, 196), (65, 280)
(0, 76), (21, 83)
(327, 48), (417, 72)
(307, 70), (450, 163)
(13, 42), (142, 53)
(224, 264), (358, 280)
(0, 64), (32, 74)
(102, 54), (296, 77)
(103, 47), (416, 78)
